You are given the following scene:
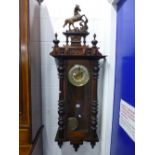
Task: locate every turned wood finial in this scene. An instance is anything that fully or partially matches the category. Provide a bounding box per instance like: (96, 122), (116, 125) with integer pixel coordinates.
(91, 33), (98, 47)
(53, 33), (60, 47)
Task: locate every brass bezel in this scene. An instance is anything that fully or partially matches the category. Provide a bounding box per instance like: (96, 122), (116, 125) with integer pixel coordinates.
(68, 64), (90, 87)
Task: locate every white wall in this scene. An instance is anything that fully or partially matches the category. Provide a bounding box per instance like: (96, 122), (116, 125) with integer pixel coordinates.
(29, 0), (43, 155)
(40, 0), (117, 155)
(29, 0), (42, 140)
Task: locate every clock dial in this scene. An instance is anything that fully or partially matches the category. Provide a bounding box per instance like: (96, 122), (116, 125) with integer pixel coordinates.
(68, 64), (90, 87)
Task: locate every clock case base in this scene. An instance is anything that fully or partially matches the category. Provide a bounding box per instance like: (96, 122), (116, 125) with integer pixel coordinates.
(50, 31), (106, 151)
(55, 130), (99, 151)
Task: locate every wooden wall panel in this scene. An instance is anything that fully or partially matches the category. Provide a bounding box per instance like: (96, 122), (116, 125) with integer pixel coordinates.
(19, 0), (31, 127)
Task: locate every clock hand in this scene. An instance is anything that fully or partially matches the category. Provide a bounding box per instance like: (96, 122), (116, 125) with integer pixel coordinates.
(74, 70), (83, 79)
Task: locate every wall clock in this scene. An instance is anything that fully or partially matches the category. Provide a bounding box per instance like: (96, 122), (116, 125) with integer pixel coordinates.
(50, 5), (106, 151)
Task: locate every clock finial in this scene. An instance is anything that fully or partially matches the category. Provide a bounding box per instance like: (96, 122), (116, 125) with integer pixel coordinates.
(91, 33), (98, 47)
(53, 33), (60, 47)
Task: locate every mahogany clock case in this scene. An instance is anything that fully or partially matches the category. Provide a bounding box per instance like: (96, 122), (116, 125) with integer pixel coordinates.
(50, 4), (106, 152)
(51, 32), (106, 151)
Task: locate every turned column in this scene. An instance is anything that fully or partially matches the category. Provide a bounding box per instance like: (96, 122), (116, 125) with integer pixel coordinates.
(90, 60), (99, 148)
(57, 60), (65, 148)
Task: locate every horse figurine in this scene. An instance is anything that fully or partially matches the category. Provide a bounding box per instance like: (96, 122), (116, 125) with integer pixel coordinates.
(63, 5), (88, 31)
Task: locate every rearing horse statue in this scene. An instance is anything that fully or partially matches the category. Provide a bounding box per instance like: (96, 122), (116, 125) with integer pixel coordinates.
(63, 5), (87, 31)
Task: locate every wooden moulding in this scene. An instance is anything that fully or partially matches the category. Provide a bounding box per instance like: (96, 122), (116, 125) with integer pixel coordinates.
(20, 125), (44, 155)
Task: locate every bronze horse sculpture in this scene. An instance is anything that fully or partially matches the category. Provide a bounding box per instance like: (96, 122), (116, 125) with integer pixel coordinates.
(63, 5), (88, 31)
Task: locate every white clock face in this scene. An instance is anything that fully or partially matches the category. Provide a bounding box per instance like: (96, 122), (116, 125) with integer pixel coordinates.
(68, 64), (90, 87)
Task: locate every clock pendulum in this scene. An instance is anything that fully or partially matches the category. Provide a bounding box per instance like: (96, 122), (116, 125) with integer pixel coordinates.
(50, 5), (106, 151)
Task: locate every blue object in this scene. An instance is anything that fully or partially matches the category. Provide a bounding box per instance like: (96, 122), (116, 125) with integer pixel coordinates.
(110, 0), (135, 155)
